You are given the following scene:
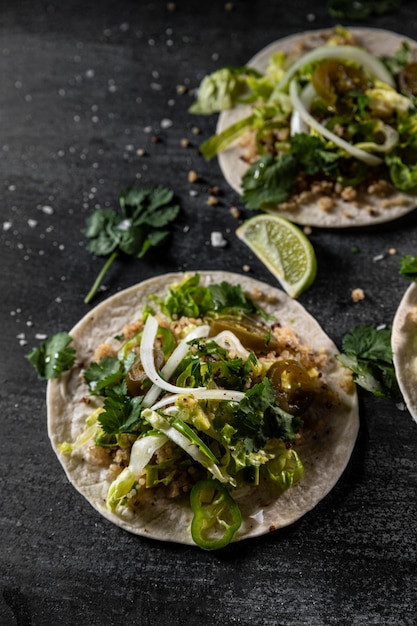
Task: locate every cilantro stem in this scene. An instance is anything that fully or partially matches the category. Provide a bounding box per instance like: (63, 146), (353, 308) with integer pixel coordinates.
(84, 250), (119, 304)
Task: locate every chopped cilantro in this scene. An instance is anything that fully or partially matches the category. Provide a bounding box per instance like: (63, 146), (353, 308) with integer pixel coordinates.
(83, 356), (125, 395)
(84, 186), (180, 304)
(381, 41), (412, 75)
(159, 274), (264, 320)
(98, 382), (143, 435)
(241, 134), (340, 210)
(27, 332), (76, 380)
(216, 378), (302, 453)
(337, 325), (399, 398)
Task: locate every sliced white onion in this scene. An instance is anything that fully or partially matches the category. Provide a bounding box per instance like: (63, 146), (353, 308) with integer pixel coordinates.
(355, 123), (399, 153)
(289, 79), (383, 166)
(142, 322), (210, 408)
(140, 315), (207, 400)
(128, 433), (168, 475)
(211, 330), (250, 359)
(277, 44), (395, 92)
(150, 388), (246, 412)
(290, 82), (315, 136)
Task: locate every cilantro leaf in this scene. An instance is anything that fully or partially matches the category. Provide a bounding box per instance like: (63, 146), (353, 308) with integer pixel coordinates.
(84, 186), (180, 304)
(400, 255), (417, 281)
(83, 356), (125, 395)
(242, 154), (298, 210)
(98, 382), (143, 435)
(241, 134), (340, 210)
(27, 332), (76, 380)
(84, 209), (122, 256)
(208, 281), (260, 315)
(337, 325), (400, 398)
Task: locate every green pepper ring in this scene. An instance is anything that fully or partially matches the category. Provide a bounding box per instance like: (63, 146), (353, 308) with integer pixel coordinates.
(190, 479), (242, 550)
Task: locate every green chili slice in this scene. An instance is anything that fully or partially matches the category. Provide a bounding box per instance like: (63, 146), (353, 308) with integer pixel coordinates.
(190, 479), (242, 550)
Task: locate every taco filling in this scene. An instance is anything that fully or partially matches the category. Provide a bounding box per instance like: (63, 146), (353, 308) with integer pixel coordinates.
(47, 272), (358, 549)
(190, 26), (417, 227)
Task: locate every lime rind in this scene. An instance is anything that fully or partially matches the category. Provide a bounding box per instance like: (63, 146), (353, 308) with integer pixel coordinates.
(236, 215), (317, 298)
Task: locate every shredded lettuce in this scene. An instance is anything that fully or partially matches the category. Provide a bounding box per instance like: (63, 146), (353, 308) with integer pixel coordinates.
(189, 67), (257, 115)
(106, 432), (168, 512)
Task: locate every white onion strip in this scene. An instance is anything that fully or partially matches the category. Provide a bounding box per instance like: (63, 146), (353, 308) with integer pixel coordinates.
(150, 389), (246, 412)
(289, 79), (383, 166)
(140, 315), (207, 403)
(211, 330), (250, 359)
(355, 124), (399, 152)
(290, 82), (314, 136)
(142, 322), (210, 408)
(277, 44), (395, 92)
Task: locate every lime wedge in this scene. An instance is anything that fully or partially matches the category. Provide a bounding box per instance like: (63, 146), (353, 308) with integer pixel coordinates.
(236, 214), (317, 298)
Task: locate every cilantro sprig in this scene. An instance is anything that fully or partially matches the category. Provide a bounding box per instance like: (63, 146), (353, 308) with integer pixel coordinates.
(337, 325), (399, 399)
(84, 186), (180, 304)
(27, 332), (76, 380)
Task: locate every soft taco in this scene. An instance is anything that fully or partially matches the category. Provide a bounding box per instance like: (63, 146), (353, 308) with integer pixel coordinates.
(190, 27), (417, 227)
(47, 271), (359, 549)
(392, 282), (417, 423)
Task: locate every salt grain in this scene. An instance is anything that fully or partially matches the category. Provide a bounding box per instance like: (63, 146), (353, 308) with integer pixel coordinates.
(211, 232), (227, 247)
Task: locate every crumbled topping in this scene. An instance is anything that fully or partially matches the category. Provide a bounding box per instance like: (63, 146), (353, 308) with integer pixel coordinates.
(188, 170), (198, 183)
(351, 288), (365, 302)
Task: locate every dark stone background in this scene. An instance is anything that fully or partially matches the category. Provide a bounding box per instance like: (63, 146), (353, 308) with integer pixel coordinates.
(1, 1), (417, 624)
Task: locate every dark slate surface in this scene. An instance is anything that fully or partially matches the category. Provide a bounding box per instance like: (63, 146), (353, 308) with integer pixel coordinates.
(2, 1), (417, 624)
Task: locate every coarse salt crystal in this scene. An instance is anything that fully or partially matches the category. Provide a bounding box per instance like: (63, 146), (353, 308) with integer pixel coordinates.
(210, 232), (227, 248)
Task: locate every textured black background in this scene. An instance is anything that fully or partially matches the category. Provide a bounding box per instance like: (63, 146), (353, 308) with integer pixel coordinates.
(2, 1), (417, 624)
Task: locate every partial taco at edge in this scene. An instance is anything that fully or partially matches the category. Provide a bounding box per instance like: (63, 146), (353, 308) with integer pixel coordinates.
(47, 272), (359, 549)
(191, 27), (417, 228)
(392, 282), (417, 423)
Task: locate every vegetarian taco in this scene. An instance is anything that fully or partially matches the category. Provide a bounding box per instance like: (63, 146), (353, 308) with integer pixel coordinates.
(46, 271), (359, 549)
(392, 282), (417, 423)
(190, 27), (417, 227)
